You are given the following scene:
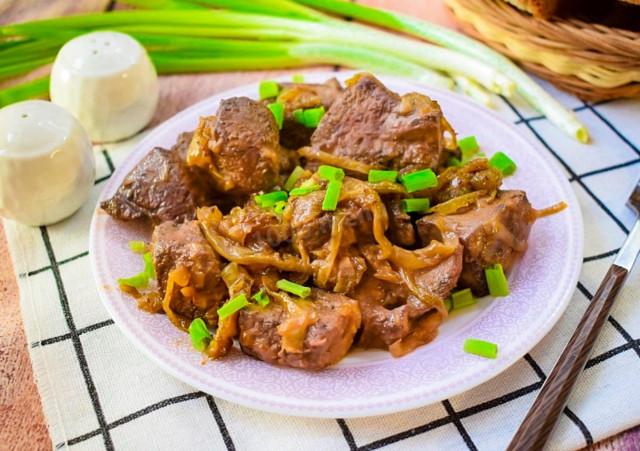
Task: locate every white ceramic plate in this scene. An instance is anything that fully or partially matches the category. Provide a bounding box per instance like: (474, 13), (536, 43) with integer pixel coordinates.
(89, 72), (583, 418)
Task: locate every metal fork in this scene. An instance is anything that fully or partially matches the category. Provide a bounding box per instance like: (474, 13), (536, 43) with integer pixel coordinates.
(508, 179), (640, 450)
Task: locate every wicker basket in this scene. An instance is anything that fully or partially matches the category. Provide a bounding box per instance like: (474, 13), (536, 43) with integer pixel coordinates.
(445, 0), (640, 101)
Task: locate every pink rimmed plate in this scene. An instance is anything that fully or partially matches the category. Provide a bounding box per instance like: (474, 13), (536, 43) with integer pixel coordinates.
(89, 72), (583, 418)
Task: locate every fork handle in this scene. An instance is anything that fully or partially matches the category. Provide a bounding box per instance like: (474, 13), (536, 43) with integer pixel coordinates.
(507, 264), (628, 450)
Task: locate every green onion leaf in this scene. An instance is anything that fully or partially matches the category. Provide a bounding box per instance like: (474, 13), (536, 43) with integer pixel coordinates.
(458, 135), (479, 154)
(143, 252), (155, 279)
(451, 288), (476, 310)
(188, 318), (212, 351)
(489, 152), (516, 176)
(401, 198), (430, 213)
(128, 240), (146, 253)
(276, 279), (311, 298)
(302, 106), (325, 127)
(368, 169), (398, 183)
(217, 293), (250, 320)
(259, 80), (279, 100)
(274, 201), (287, 215)
(322, 179), (342, 211)
(293, 108), (305, 124)
(289, 184), (320, 196)
(268, 102), (284, 130)
(447, 157), (462, 168)
(463, 338), (498, 359)
(398, 169), (437, 193)
(485, 263), (509, 297)
(255, 190), (288, 208)
(318, 165), (344, 181)
(118, 252), (155, 288)
(252, 289), (271, 307)
(284, 165), (306, 191)
(292, 74), (304, 83)
(118, 273), (149, 288)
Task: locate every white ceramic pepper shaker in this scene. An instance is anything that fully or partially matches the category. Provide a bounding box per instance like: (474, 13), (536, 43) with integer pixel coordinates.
(0, 100), (95, 226)
(50, 31), (158, 143)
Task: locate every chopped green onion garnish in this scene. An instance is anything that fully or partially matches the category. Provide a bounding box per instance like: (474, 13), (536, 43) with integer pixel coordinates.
(368, 169), (398, 183)
(477, 153), (486, 159)
(253, 289), (271, 307)
(444, 297), (453, 312)
(463, 338), (498, 359)
(117, 273), (149, 288)
(292, 74), (304, 83)
(318, 165), (345, 181)
(128, 240), (146, 254)
(401, 198), (430, 213)
(302, 106), (325, 128)
(289, 185), (320, 196)
(189, 318), (212, 351)
(255, 190), (288, 208)
(322, 180), (342, 211)
(398, 169), (437, 193)
(276, 279), (311, 298)
(458, 135), (479, 154)
(451, 288), (476, 310)
(217, 293), (250, 320)
(259, 80), (279, 100)
(293, 108), (305, 124)
(284, 166), (306, 191)
(267, 102), (284, 130)
(274, 201), (287, 215)
(118, 252), (155, 288)
(489, 152), (517, 176)
(447, 157), (462, 167)
(485, 263), (509, 297)
(143, 252), (155, 279)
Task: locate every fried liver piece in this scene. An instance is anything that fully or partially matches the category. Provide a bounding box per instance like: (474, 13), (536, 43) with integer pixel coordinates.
(352, 243), (463, 357)
(187, 97), (280, 196)
(151, 220), (227, 328)
(273, 78), (344, 149)
(101, 132), (213, 224)
(310, 73), (447, 174)
(238, 288), (361, 370)
(417, 190), (534, 296)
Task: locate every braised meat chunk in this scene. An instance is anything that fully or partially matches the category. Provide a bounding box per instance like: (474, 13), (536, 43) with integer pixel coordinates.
(417, 190), (535, 296)
(238, 288), (361, 370)
(353, 242), (463, 357)
(187, 97), (280, 196)
(151, 220), (227, 330)
(101, 133), (213, 224)
(273, 78), (344, 149)
(310, 73), (451, 174)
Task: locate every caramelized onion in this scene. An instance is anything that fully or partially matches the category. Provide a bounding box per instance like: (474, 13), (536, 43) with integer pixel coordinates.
(161, 267), (191, 332)
(298, 146), (372, 175)
(269, 290), (318, 353)
(204, 262), (252, 360)
(198, 207), (312, 274)
(535, 201), (567, 219)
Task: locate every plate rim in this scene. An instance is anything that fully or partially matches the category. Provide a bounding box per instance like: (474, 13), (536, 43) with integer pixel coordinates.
(89, 71), (584, 418)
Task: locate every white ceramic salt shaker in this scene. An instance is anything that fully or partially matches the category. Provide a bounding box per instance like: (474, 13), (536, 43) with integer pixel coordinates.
(50, 31), (158, 143)
(0, 100), (95, 226)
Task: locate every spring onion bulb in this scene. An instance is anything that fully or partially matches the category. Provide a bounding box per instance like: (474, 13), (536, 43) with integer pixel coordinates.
(452, 74), (493, 108)
(293, 0), (588, 142)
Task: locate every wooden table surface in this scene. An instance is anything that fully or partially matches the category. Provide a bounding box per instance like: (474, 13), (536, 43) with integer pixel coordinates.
(0, 1), (637, 450)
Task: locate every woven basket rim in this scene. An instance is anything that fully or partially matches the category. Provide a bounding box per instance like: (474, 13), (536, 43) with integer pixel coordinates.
(445, 0), (640, 101)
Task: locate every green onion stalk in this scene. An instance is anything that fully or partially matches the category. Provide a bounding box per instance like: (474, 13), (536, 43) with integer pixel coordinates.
(292, 0), (588, 142)
(1, 10), (510, 94)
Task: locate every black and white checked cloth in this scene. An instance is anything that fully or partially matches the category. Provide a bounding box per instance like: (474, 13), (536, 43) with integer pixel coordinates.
(5, 78), (640, 450)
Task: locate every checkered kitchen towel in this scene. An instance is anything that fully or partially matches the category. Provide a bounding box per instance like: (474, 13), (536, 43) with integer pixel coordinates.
(5, 78), (640, 451)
